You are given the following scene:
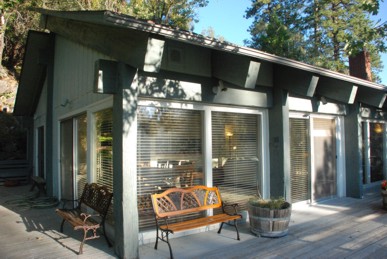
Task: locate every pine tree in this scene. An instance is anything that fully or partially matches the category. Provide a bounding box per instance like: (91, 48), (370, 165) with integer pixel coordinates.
(128, 0), (208, 30)
(245, 0), (386, 82)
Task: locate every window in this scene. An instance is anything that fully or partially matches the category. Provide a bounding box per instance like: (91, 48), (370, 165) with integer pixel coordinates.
(212, 111), (260, 212)
(95, 108), (113, 191)
(137, 106), (203, 229)
(370, 123), (384, 182)
(75, 114), (87, 197)
(363, 122), (385, 183)
(95, 108), (114, 222)
(290, 118), (310, 202)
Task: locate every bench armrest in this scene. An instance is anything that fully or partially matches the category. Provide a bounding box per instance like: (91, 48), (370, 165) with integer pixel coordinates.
(222, 203), (240, 215)
(155, 215), (172, 229)
(80, 213), (101, 223)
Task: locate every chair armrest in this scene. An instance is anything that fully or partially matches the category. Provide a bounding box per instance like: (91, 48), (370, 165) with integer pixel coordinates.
(155, 215), (171, 229)
(80, 213), (101, 223)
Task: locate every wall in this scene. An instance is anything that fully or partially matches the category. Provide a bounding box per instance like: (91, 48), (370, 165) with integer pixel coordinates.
(48, 36), (113, 195)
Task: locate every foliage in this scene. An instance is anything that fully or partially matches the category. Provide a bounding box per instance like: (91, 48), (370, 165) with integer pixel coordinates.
(1, 0), (41, 76)
(201, 26), (226, 42)
(42, 0), (129, 13)
(245, 0), (306, 61)
(381, 180), (387, 190)
(245, 0), (386, 82)
(0, 0), (208, 77)
(128, 0), (208, 30)
(0, 112), (27, 160)
(248, 196), (290, 210)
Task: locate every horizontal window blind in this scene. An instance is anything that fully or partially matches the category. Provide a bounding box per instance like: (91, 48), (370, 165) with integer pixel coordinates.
(95, 108), (114, 222)
(75, 113), (88, 198)
(369, 123), (384, 182)
(290, 118), (310, 203)
(137, 106), (203, 229)
(212, 111), (260, 212)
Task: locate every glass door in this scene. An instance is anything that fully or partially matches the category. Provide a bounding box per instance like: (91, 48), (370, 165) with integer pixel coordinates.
(60, 119), (74, 201)
(60, 114), (87, 201)
(312, 118), (337, 201)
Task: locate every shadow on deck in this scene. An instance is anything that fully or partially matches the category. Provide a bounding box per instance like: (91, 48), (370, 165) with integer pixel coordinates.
(1, 183), (387, 258)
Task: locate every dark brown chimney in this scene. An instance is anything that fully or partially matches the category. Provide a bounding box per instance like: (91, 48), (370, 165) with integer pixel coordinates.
(349, 50), (372, 81)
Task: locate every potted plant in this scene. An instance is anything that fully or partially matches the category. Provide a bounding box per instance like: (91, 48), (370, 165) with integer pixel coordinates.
(381, 180), (387, 209)
(247, 195), (291, 237)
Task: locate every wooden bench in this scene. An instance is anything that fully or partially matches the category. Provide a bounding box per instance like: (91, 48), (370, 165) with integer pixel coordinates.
(55, 183), (113, 254)
(151, 185), (242, 259)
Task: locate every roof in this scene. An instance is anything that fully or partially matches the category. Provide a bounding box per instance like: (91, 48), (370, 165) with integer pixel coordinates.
(14, 9), (387, 115)
(13, 31), (53, 116)
(34, 8), (386, 91)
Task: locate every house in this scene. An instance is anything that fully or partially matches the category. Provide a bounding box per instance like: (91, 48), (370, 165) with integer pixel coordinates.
(13, 9), (387, 258)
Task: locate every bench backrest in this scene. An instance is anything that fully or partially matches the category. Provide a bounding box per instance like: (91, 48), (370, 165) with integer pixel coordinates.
(78, 183), (113, 216)
(151, 185), (223, 218)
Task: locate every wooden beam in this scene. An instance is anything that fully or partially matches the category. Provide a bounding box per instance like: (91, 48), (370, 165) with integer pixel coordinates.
(113, 63), (139, 259)
(356, 87), (387, 108)
(94, 60), (118, 94)
(144, 37), (165, 72)
(316, 77), (358, 104)
(212, 51), (260, 88)
(245, 61), (261, 89)
(205, 80), (272, 107)
(275, 66), (318, 97)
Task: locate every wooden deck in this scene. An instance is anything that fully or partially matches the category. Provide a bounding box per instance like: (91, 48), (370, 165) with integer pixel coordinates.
(1, 184), (387, 258)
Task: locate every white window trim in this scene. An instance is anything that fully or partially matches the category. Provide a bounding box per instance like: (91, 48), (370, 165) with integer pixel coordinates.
(290, 113), (346, 201)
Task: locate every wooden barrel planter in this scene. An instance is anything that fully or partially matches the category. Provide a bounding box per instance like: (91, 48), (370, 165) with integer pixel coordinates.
(247, 202), (291, 237)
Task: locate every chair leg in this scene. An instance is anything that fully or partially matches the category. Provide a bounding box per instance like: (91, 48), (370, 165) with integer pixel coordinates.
(166, 232), (174, 259)
(60, 219), (66, 233)
(234, 219), (240, 240)
(154, 228), (159, 250)
(102, 222), (112, 247)
(79, 229), (88, 255)
(217, 222), (224, 234)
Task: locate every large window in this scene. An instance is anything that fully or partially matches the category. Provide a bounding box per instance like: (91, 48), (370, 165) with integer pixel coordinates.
(363, 122), (385, 184)
(137, 106), (203, 229)
(212, 111), (260, 211)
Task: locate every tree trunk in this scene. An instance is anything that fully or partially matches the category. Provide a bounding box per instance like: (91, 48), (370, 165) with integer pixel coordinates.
(0, 10), (6, 77)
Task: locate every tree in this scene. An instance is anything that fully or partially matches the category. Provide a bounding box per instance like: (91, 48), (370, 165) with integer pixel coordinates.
(245, 0), (387, 82)
(42, 0), (129, 12)
(128, 0), (208, 30)
(201, 26), (226, 42)
(245, 0), (306, 61)
(1, 0), (42, 76)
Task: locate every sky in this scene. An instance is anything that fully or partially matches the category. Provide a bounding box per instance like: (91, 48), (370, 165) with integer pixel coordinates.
(194, 0), (387, 86)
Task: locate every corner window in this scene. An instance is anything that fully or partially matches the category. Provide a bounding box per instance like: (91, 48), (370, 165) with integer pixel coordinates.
(137, 106), (203, 229)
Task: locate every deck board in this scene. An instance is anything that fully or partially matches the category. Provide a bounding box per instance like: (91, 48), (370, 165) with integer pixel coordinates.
(2, 184), (387, 258)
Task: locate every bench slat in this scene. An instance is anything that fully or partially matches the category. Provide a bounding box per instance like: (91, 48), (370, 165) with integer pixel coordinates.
(160, 213), (241, 233)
